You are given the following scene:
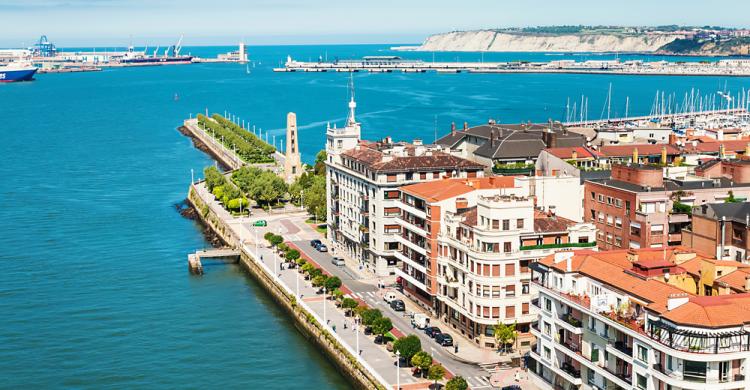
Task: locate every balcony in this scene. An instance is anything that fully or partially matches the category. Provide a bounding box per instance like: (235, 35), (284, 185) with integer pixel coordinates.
(556, 313), (584, 335)
(520, 242), (596, 251)
(652, 363), (746, 386)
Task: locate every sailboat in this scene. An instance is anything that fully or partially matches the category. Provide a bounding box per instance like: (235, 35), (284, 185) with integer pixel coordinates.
(246, 64), (251, 74)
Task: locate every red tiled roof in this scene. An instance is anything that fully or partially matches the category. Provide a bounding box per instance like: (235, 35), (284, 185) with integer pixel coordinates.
(400, 176), (516, 203)
(342, 142), (485, 173)
(599, 144), (680, 157)
(545, 146), (602, 160)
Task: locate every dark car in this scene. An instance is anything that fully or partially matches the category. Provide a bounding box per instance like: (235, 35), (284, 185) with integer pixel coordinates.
(390, 299), (405, 311)
(424, 326), (442, 338)
(310, 239), (322, 248)
(435, 333), (453, 346)
(501, 386), (522, 390)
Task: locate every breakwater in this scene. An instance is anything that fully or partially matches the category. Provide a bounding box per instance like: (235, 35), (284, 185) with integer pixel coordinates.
(186, 184), (386, 390)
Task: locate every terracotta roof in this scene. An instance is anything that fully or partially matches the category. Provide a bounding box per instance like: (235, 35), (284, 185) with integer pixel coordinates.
(599, 143), (680, 157)
(533, 210), (577, 233)
(717, 268), (750, 291)
(545, 146), (602, 160)
(539, 247), (750, 328)
(684, 139), (750, 154)
(400, 176), (516, 203)
(341, 141), (485, 173)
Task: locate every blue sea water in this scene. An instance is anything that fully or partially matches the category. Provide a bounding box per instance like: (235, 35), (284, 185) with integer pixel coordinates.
(1, 44), (749, 388)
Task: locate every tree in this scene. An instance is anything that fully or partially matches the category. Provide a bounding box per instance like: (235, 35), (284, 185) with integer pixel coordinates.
(314, 150), (327, 176)
(726, 191), (741, 203)
(301, 262), (314, 274)
(285, 249), (300, 262)
(332, 288), (344, 301)
(494, 322), (518, 354)
(445, 376), (468, 390)
(360, 308), (382, 326)
(303, 174), (327, 222)
(341, 298), (358, 316)
(427, 364), (446, 388)
(324, 276), (342, 291)
(312, 274), (328, 287)
(295, 257), (306, 266)
(264, 232), (274, 241)
(309, 268), (323, 279)
(371, 316), (393, 337)
(277, 243), (289, 254)
(203, 166), (226, 191)
(411, 351), (433, 372)
(269, 234), (283, 247)
(393, 335), (421, 363)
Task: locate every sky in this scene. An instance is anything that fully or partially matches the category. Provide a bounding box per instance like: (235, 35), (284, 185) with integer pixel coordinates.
(2, 0), (750, 47)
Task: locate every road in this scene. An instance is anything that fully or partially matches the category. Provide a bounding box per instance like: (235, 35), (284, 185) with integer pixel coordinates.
(292, 240), (496, 389)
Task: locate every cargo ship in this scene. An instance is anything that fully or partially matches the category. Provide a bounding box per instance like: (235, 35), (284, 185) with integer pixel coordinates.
(118, 35), (193, 65)
(0, 62), (38, 82)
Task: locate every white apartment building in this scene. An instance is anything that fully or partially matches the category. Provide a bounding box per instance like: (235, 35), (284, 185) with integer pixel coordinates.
(529, 247), (750, 390)
(395, 176), (597, 351)
(325, 94), (485, 276)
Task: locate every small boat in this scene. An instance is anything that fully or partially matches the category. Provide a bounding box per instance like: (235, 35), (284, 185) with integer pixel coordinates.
(246, 64), (251, 74)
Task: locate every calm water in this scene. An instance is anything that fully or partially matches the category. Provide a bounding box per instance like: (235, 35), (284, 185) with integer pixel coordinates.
(1, 44), (749, 388)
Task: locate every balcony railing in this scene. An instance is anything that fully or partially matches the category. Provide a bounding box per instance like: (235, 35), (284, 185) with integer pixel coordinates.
(561, 361), (581, 379)
(520, 242), (596, 251)
(614, 341), (633, 356)
(562, 313), (583, 328)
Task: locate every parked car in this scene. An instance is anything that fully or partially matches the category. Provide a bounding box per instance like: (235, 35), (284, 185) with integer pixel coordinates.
(411, 313), (429, 329)
(424, 327), (442, 338)
(317, 244), (328, 252)
(502, 386), (522, 390)
(374, 335), (384, 344)
(331, 257), (346, 267)
(252, 220), (267, 227)
(390, 299), (405, 311)
(436, 333), (453, 346)
(364, 326), (373, 335)
(310, 239), (322, 248)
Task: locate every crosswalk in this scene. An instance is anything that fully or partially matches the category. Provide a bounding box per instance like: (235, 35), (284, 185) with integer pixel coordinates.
(347, 291), (378, 299)
(466, 375), (491, 389)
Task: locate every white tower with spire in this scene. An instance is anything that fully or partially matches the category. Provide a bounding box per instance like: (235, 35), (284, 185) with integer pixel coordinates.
(326, 73), (361, 166)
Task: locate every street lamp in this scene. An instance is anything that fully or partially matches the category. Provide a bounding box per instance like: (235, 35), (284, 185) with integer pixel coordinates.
(395, 350), (401, 390)
(355, 315), (360, 359)
(296, 266), (300, 298)
(323, 287), (327, 325)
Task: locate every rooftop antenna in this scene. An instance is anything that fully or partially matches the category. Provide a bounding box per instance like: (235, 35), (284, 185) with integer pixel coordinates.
(434, 115), (438, 143)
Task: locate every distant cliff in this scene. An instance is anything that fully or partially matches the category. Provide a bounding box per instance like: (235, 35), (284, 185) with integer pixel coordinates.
(405, 30), (684, 53)
(657, 37), (750, 56)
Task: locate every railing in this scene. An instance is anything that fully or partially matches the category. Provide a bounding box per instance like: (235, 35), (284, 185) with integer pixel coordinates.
(562, 313), (583, 328)
(614, 341), (633, 356)
(520, 242), (596, 251)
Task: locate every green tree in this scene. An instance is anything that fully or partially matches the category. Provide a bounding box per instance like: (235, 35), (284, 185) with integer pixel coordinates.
(203, 166), (226, 191)
(303, 174), (327, 222)
(324, 276), (342, 291)
(427, 364), (446, 387)
(269, 234), (283, 247)
(332, 288), (344, 301)
(445, 376), (468, 390)
(301, 263), (314, 274)
(341, 298), (358, 316)
(309, 268), (323, 279)
(360, 308), (383, 326)
(726, 191), (741, 203)
(285, 249), (300, 262)
(312, 274), (328, 287)
(494, 322), (518, 354)
(295, 257), (306, 266)
(314, 150), (327, 176)
(411, 351), (433, 372)
(371, 316), (393, 337)
(393, 335), (421, 363)
(264, 232), (274, 241)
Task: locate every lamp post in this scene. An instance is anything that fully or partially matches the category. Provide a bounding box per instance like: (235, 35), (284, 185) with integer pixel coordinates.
(323, 287), (327, 324)
(395, 350), (401, 390)
(296, 266), (300, 298)
(355, 315), (360, 359)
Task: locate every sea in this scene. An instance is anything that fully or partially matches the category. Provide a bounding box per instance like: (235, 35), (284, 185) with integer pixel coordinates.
(1, 44), (749, 388)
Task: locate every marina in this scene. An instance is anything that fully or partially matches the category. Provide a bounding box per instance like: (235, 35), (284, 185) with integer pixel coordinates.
(278, 55), (750, 76)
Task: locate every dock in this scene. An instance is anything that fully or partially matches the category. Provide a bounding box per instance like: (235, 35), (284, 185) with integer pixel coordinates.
(188, 248), (241, 275)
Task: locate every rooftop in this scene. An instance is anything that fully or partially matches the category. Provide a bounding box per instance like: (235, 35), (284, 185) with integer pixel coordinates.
(586, 175), (750, 193)
(341, 140), (485, 173)
(399, 176), (517, 203)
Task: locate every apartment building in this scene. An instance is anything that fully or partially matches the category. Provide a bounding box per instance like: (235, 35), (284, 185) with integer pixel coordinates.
(529, 247), (750, 390)
(682, 202), (750, 263)
(325, 95), (485, 276)
(395, 177), (596, 351)
(584, 163), (750, 250)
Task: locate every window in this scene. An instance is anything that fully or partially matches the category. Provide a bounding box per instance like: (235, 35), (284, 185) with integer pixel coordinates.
(420, 172), (426, 180)
(598, 194), (604, 202)
(615, 199), (622, 208)
(387, 174), (397, 182)
(505, 306), (515, 318)
(590, 345), (599, 363)
(637, 345), (648, 362)
(492, 219), (499, 230)
(504, 242), (512, 253)
(543, 346), (551, 360)
(522, 303), (529, 314)
(522, 282), (530, 295)
(543, 322), (551, 335)
(587, 369), (595, 385)
(598, 212), (605, 223)
(545, 298), (551, 312)
(615, 236), (622, 247)
(636, 374), (647, 390)
(590, 191), (596, 200)
(505, 284), (516, 297)
(405, 172), (413, 180)
(615, 217), (622, 228)
(517, 218), (524, 229)
(502, 220), (510, 230)
(505, 263), (515, 276)
(590, 209), (596, 220)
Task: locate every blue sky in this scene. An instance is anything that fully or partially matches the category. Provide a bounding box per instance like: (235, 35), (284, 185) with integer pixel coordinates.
(1, 0), (749, 47)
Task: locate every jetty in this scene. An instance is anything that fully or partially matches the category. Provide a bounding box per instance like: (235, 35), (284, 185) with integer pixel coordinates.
(277, 56), (750, 77)
(188, 248), (240, 275)
(564, 108), (749, 127)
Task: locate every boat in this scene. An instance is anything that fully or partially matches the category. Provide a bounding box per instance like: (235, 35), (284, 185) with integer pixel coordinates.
(118, 35), (193, 65)
(0, 62), (38, 82)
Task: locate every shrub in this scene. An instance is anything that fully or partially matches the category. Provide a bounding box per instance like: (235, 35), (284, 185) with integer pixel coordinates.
(393, 335), (421, 363)
(269, 234), (283, 247)
(428, 364), (446, 386)
(324, 276), (342, 291)
(411, 351), (433, 371)
(341, 298), (358, 315)
(312, 274), (328, 287)
(372, 316), (393, 336)
(446, 376), (468, 390)
(286, 249), (300, 262)
(360, 308), (382, 326)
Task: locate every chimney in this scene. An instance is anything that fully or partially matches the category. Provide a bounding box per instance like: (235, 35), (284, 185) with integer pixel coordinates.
(667, 293), (690, 311)
(745, 275), (750, 291)
(669, 133), (677, 145)
(745, 143), (750, 157)
(661, 146), (668, 166)
(490, 129), (496, 147)
(553, 252), (574, 272)
(632, 147), (639, 164)
(571, 150), (578, 160)
(451, 122), (456, 136)
(720, 143), (726, 159)
(463, 122), (468, 131)
(626, 250), (639, 263)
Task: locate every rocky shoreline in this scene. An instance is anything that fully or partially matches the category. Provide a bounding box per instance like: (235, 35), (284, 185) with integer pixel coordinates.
(174, 199), (226, 247)
(176, 126), (231, 171)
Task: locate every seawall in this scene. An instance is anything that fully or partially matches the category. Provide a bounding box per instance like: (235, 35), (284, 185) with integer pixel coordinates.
(181, 119), (243, 170)
(187, 185), (385, 390)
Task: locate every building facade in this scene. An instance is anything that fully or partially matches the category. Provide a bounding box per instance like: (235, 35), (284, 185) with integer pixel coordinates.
(682, 202), (750, 263)
(395, 177), (596, 351)
(529, 247), (750, 390)
(325, 95), (485, 276)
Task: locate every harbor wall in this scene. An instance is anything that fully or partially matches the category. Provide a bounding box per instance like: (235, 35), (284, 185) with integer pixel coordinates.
(187, 186), (385, 390)
(181, 119), (243, 170)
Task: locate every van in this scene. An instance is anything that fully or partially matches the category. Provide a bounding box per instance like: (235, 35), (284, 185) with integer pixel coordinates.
(411, 313), (430, 329)
(383, 291), (397, 303)
(331, 257), (346, 267)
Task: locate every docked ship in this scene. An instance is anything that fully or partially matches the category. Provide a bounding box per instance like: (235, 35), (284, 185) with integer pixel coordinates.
(118, 36), (193, 65)
(0, 62), (38, 82)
